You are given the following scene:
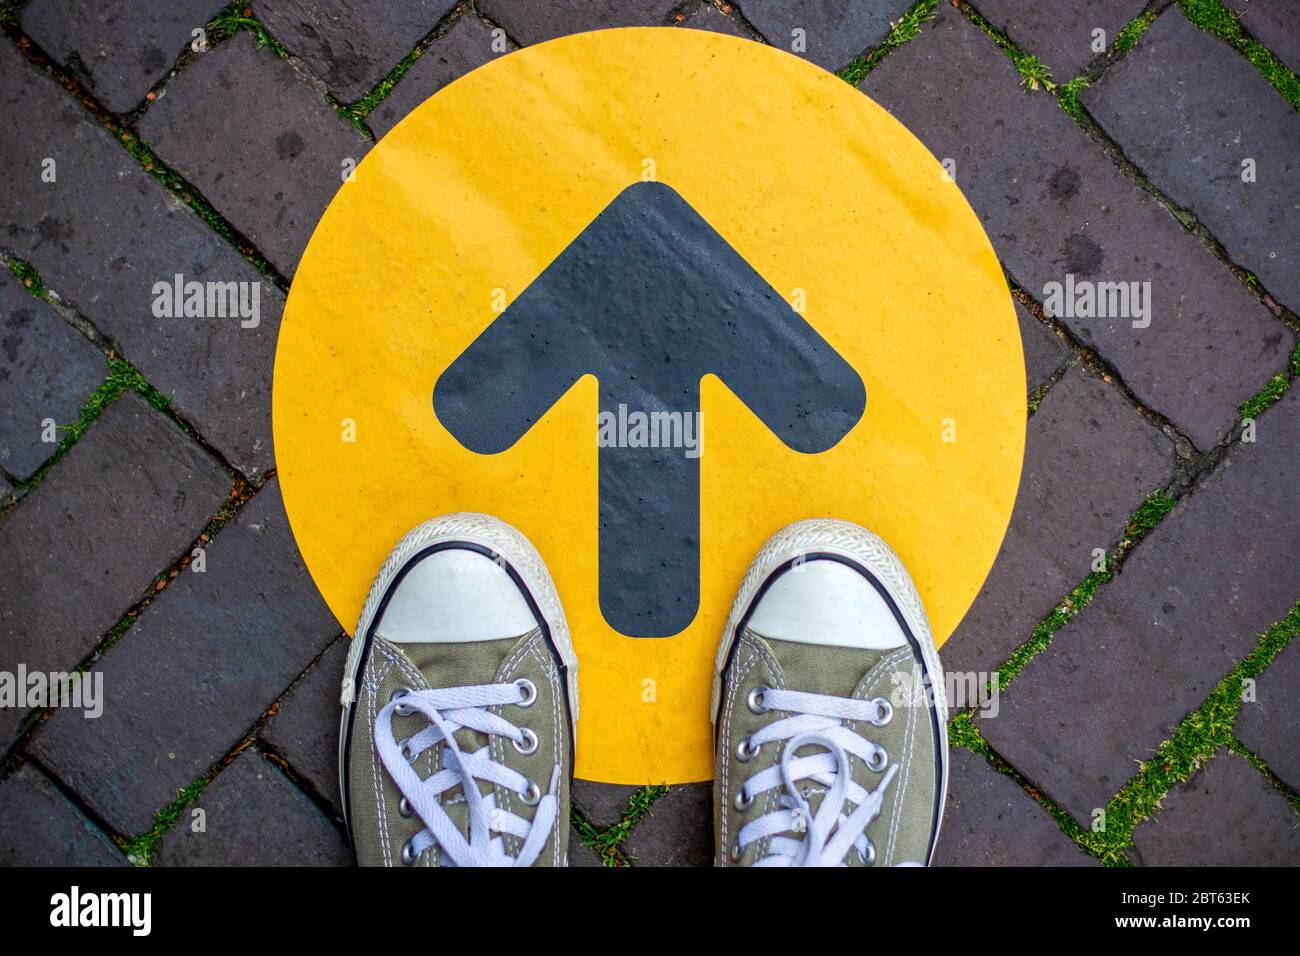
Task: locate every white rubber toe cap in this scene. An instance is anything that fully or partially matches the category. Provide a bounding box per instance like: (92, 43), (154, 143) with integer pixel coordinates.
(746, 558), (907, 650)
(376, 549), (536, 644)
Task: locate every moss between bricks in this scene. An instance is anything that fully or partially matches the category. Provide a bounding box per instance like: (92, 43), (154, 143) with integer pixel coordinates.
(11, 355), (173, 495)
(571, 783), (669, 866)
(991, 489), (1177, 693)
(957, 1), (1054, 91)
(120, 775), (210, 864)
(1076, 600), (1300, 863)
(1177, 0), (1300, 111)
(1239, 342), (1300, 420)
(837, 0), (938, 86)
(208, 1), (372, 135)
(1113, 8), (1159, 55)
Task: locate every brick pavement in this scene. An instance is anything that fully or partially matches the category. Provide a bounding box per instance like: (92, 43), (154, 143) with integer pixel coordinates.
(0, 0), (1294, 867)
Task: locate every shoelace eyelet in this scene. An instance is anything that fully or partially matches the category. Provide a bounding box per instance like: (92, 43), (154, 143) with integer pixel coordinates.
(391, 686), (414, 716)
(401, 839), (419, 866)
(746, 686), (770, 715)
(514, 678), (538, 707)
(398, 796), (414, 818)
(860, 839), (877, 866)
(729, 840), (743, 863)
(734, 788), (754, 812)
(870, 698), (893, 727)
(866, 745), (888, 772)
(736, 736), (760, 762)
(512, 727), (539, 755)
(519, 780), (542, 806)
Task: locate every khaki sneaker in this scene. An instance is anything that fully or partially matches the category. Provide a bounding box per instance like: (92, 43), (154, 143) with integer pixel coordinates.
(712, 519), (948, 866)
(339, 513), (577, 866)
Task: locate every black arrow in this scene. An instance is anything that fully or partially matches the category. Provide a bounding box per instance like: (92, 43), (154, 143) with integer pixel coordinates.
(434, 182), (865, 637)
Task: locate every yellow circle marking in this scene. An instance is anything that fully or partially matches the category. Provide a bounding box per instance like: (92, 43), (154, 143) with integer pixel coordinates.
(274, 28), (1025, 784)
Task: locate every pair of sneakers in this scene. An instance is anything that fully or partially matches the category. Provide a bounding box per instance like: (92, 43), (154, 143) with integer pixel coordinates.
(339, 513), (948, 866)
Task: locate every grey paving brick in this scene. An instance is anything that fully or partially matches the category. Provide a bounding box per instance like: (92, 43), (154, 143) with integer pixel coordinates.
(257, 0), (459, 103)
(0, 762), (126, 865)
(0, 272), (104, 481)
(22, 0), (221, 113)
(1018, 300), (1068, 393)
(1129, 747), (1300, 865)
(0, 42), (282, 478)
(981, 384), (1300, 823)
(155, 748), (350, 865)
(934, 747), (1097, 866)
(0, 392), (229, 746)
(1226, 0), (1300, 74)
(678, 2), (750, 38)
(30, 480), (340, 835)
(864, 5), (1293, 451)
(260, 638), (348, 816)
(621, 783), (712, 866)
(943, 367), (1173, 679)
(475, 0), (681, 46)
(567, 835), (608, 867)
(367, 14), (498, 140)
(1235, 639), (1300, 792)
(972, 0), (1148, 81)
(736, 0), (912, 71)
(571, 778), (639, 829)
(1084, 12), (1300, 314)
(0, 474), (11, 496)
(138, 32), (370, 278)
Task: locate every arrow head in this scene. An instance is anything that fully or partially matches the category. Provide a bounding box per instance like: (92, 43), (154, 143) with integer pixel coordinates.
(433, 181), (865, 636)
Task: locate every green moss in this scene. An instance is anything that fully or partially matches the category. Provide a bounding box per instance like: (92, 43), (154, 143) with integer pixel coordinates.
(1177, 0), (1300, 110)
(208, 2), (288, 58)
(1113, 9), (1158, 54)
(120, 775), (210, 865)
(1239, 342), (1299, 419)
(1057, 76), (1090, 120)
(958, 3), (1054, 91)
(341, 39), (430, 124)
(837, 0), (939, 86)
(1074, 601), (1300, 863)
(992, 490), (1175, 691)
(7, 258), (47, 298)
(15, 356), (175, 494)
(570, 784), (669, 866)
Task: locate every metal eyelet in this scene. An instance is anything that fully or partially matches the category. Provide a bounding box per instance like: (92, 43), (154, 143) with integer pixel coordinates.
(398, 796), (414, 818)
(871, 698), (894, 727)
(401, 839), (419, 865)
(520, 780), (542, 806)
(514, 678), (538, 708)
(513, 727), (539, 755)
(867, 745), (888, 772)
(860, 838), (877, 866)
(391, 686), (414, 716)
(746, 685), (770, 715)
(736, 737), (760, 762)
(729, 840), (742, 863)
(734, 789), (754, 811)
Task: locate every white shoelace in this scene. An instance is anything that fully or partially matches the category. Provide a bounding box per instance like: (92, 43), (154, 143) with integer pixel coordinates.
(734, 687), (908, 867)
(374, 681), (559, 867)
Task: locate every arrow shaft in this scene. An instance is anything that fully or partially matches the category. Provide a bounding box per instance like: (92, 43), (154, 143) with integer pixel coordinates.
(596, 386), (702, 637)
